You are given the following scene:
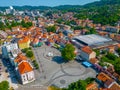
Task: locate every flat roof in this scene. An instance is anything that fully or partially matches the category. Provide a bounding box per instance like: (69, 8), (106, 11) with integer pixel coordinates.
(74, 34), (112, 46)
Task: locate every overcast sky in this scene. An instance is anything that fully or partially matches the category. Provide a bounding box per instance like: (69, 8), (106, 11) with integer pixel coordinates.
(0, 0), (99, 6)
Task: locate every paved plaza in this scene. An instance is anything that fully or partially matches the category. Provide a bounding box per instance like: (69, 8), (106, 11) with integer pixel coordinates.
(18, 44), (96, 90)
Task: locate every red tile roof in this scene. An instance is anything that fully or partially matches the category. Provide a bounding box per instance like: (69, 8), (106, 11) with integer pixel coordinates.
(14, 53), (27, 63)
(81, 46), (93, 54)
(18, 36), (30, 44)
(18, 61), (33, 74)
(109, 83), (120, 90)
(97, 72), (112, 82)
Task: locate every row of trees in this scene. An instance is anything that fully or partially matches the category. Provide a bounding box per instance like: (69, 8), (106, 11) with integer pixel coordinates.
(0, 19), (33, 30)
(48, 78), (95, 90)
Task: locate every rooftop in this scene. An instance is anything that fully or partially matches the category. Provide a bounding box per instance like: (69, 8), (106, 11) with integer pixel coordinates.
(14, 53), (27, 63)
(109, 83), (120, 90)
(74, 34), (112, 46)
(18, 61), (33, 74)
(97, 72), (112, 82)
(18, 36), (30, 44)
(81, 46), (93, 54)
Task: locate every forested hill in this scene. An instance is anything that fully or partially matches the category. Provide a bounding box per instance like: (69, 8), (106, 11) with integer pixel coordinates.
(1, 0), (120, 25)
(84, 0), (120, 7)
(1, 0), (120, 10)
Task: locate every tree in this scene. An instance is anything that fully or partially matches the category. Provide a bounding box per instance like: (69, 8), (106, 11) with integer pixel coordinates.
(73, 26), (84, 30)
(106, 52), (117, 60)
(32, 60), (39, 69)
(22, 48), (29, 53)
(94, 49), (100, 56)
(68, 80), (87, 90)
(117, 48), (120, 55)
(21, 20), (33, 29)
(46, 26), (56, 33)
(0, 81), (9, 90)
(114, 58), (120, 74)
(26, 51), (34, 58)
(56, 18), (64, 24)
(61, 44), (76, 61)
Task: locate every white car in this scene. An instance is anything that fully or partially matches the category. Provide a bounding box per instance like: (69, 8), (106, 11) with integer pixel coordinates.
(47, 52), (53, 57)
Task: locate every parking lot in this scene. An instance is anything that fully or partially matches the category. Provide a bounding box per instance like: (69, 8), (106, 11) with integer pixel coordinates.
(18, 44), (96, 90)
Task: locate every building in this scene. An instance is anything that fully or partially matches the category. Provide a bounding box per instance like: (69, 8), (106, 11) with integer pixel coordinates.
(109, 83), (120, 90)
(97, 72), (120, 90)
(80, 46), (96, 60)
(18, 36), (30, 49)
(32, 38), (39, 46)
(2, 42), (21, 67)
(86, 82), (98, 90)
(106, 26), (119, 33)
(15, 53), (35, 84)
(0, 31), (8, 39)
(97, 72), (116, 89)
(73, 34), (118, 49)
(17, 60), (35, 84)
(2, 42), (19, 59)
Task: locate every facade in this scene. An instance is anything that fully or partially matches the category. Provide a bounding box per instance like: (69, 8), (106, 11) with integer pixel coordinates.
(17, 60), (35, 84)
(18, 36), (30, 49)
(15, 54), (35, 84)
(2, 42), (19, 59)
(80, 46), (96, 60)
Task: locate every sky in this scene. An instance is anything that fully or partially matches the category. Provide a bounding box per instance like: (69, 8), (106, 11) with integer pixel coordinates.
(0, 0), (99, 7)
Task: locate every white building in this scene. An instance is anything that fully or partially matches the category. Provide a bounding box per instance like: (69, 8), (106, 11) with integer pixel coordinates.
(2, 42), (18, 58)
(17, 60), (35, 84)
(80, 46), (96, 60)
(5, 43), (18, 52)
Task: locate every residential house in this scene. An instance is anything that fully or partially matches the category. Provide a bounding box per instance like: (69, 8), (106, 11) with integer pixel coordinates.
(86, 82), (98, 90)
(63, 30), (73, 36)
(106, 26), (119, 33)
(109, 83), (120, 90)
(107, 46), (115, 53)
(0, 31), (8, 39)
(18, 36), (30, 49)
(32, 37), (39, 47)
(80, 46), (96, 60)
(74, 30), (81, 36)
(16, 60), (35, 84)
(97, 72), (116, 88)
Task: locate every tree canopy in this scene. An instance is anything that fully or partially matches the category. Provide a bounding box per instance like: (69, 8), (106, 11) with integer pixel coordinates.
(46, 25), (56, 33)
(0, 81), (9, 90)
(26, 51), (34, 58)
(48, 78), (95, 90)
(100, 52), (120, 74)
(61, 44), (76, 61)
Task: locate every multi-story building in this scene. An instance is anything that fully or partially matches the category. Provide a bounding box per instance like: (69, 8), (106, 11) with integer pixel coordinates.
(18, 36), (30, 49)
(15, 53), (35, 84)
